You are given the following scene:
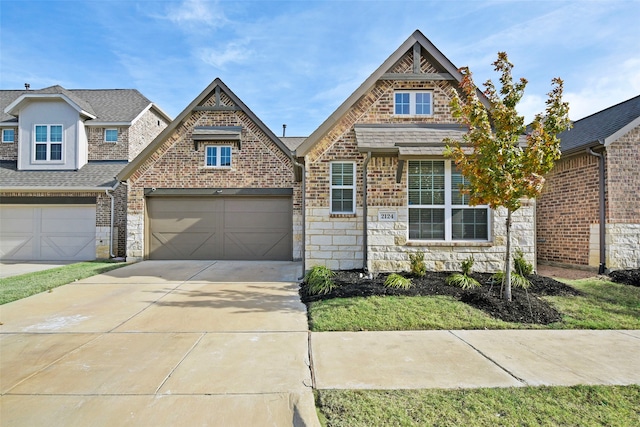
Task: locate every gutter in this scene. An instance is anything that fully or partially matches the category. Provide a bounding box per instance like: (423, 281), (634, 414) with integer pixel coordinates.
(0, 186), (114, 192)
(588, 146), (606, 274)
(290, 154), (306, 277)
(362, 152), (372, 271)
(105, 181), (120, 258)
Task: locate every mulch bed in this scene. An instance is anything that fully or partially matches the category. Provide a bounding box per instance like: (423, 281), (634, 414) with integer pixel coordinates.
(608, 269), (640, 287)
(300, 270), (583, 325)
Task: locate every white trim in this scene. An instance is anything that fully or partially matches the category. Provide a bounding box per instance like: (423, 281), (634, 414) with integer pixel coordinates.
(407, 159), (490, 242)
(32, 124), (64, 162)
(394, 90), (433, 116)
(330, 161), (356, 214)
(86, 121), (131, 127)
(0, 186), (115, 192)
(204, 145), (233, 168)
(4, 94), (96, 119)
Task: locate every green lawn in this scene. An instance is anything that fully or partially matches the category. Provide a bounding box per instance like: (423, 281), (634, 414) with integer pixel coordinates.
(308, 278), (640, 331)
(316, 385), (640, 427)
(0, 261), (128, 304)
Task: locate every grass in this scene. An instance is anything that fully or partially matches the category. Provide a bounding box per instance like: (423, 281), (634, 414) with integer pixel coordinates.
(308, 277), (640, 331)
(316, 385), (640, 427)
(0, 261), (128, 304)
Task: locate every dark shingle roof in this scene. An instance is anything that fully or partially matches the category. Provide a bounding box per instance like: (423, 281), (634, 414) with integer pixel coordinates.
(280, 137), (306, 151)
(0, 160), (127, 189)
(1, 85), (155, 124)
(559, 94), (640, 153)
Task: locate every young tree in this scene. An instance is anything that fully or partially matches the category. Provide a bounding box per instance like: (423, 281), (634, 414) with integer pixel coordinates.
(444, 52), (570, 301)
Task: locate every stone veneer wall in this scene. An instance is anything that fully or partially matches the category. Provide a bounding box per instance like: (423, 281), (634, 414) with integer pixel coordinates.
(604, 124), (640, 269)
(126, 91), (302, 260)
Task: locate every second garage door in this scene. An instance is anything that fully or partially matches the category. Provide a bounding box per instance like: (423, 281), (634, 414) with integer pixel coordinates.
(147, 196), (292, 260)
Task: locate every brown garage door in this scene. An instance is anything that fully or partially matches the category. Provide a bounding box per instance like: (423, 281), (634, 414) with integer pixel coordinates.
(147, 196), (292, 260)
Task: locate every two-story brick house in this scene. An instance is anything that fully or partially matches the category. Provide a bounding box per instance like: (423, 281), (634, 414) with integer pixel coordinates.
(0, 85), (170, 261)
(118, 31), (536, 273)
(537, 95), (640, 272)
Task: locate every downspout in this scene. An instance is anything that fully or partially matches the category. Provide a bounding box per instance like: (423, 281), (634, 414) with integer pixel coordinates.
(588, 146), (606, 274)
(291, 155), (306, 276)
(362, 152), (372, 272)
(105, 181), (120, 259)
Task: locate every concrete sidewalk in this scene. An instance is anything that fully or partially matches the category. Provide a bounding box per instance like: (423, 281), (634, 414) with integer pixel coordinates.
(311, 329), (640, 389)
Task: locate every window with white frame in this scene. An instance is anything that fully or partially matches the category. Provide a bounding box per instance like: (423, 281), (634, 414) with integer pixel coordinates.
(330, 162), (355, 214)
(34, 125), (63, 161)
(2, 129), (15, 143)
(205, 145), (232, 167)
(408, 160), (489, 241)
(104, 128), (118, 143)
(394, 91), (432, 115)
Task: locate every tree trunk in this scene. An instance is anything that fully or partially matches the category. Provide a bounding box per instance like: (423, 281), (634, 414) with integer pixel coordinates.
(504, 209), (513, 301)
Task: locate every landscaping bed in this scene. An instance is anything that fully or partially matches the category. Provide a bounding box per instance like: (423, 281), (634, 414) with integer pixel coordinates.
(300, 270), (582, 325)
(609, 268), (640, 287)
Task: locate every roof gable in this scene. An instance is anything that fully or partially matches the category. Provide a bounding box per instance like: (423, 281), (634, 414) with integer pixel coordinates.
(296, 30), (489, 157)
(117, 78), (293, 181)
(559, 94), (640, 154)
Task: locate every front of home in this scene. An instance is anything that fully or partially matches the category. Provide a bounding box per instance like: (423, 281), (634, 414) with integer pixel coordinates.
(118, 31), (535, 274)
(537, 95), (640, 272)
(0, 85), (170, 261)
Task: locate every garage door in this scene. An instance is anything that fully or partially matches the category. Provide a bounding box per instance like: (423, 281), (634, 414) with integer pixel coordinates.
(0, 205), (96, 261)
(147, 196), (292, 260)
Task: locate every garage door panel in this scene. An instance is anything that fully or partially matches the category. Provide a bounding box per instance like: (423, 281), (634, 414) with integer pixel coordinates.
(147, 196), (292, 261)
(0, 206), (96, 261)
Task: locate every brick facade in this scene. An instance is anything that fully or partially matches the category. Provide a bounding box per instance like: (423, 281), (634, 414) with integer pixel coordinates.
(125, 86), (302, 260)
(304, 44), (536, 273)
(537, 123), (640, 270)
(0, 127), (18, 160)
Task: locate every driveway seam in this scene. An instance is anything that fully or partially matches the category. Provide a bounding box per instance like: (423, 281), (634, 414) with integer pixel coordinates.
(307, 331), (316, 389)
(448, 330), (528, 386)
(154, 332), (206, 394)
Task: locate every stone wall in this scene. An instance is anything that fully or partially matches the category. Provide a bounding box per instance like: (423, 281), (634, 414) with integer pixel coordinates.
(606, 223), (640, 269)
(306, 207), (364, 270)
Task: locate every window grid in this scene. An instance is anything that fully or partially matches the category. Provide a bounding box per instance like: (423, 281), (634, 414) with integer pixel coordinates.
(408, 160), (489, 241)
(34, 125), (63, 161)
(2, 129), (15, 143)
(394, 91), (432, 116)
(105, 129), (118, 143)
(205, 145), (232, 167)
(330, 162), (355, 214)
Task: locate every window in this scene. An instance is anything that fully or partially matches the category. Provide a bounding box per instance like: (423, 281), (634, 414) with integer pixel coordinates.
(330, 162), (355, 214)
(408, 160), (488, 241)
(104, 129), (118, 143)
(394, 91), (432, 115)
(2, 129), (15, 143)
(34, 125), (63, 161)
(205, 145), (232, 167)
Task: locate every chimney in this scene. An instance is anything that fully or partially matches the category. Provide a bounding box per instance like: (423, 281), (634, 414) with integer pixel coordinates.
(282, 124), (287, 137)
(25, 83), (30, 90)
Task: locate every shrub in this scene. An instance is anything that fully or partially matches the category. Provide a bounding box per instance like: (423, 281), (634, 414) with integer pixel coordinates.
(304, 266), (337, 295)
(384, 273), (413, 290)
(492, 271), (531, 289)
(409, 251), (426, 277)
(513, 248), (533, 276)
(446, 256), (480, 290)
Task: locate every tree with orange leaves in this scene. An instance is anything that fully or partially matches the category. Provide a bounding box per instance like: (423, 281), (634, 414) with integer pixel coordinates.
(445, 52), (570, 301)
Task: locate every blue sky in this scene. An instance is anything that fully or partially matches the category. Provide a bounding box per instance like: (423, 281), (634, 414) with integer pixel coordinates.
(1, 0), (639, 136)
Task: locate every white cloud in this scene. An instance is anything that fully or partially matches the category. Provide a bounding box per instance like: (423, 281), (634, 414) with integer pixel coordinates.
(164, 0), (227, 30)
(197, 40), (253, 69)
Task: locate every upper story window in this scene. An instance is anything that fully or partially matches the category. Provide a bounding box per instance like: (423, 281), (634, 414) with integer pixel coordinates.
(205, 145), (232, 167)
(394, 91), (432, 116)
(330, 162), (355, 214)
(2, 129), (15, 143)
(408, 160), (489, 241)
(104, 129), (118, 143)
(34, 124), (63, 161)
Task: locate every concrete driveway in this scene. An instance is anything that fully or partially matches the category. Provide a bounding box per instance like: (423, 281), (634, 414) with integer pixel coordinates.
(0, 260), (319, 427)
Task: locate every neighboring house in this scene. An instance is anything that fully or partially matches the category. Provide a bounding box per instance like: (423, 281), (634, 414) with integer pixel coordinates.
(0, 85), (171, 261)
(537, 95), (640, 272)
(116, 79), (303, 261)
(118, 30), (536, 273)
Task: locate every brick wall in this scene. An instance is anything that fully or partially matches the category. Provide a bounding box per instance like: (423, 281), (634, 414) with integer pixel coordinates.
(536, 152), (600, 266)
(304, 46), (535, 272)
(0, 127), (18, 160)
(128, 108), (170, 161)
(88, 127), (129, 160)
(126, 90), (301, 260)
(606, 124), (640, 223)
